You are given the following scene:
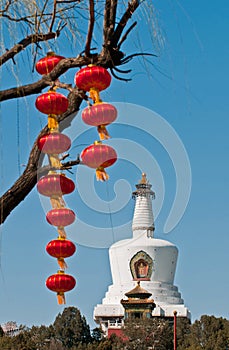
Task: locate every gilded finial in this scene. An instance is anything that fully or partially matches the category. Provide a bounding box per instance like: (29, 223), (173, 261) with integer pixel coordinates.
(140, 173), (147, 184)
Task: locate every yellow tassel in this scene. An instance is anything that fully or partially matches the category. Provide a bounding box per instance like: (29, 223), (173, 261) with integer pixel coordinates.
(49, 154), (62, 169)
(89, 88), (102, 103)
(48, 114), (59, 132)
(57, 257), (68, 270)
(57, 292), (66, 305)
(97, 125), (110, 140)
(96, 167), (109, 181)
(57, 227), (67, 239)
(50, 195), (66, 209)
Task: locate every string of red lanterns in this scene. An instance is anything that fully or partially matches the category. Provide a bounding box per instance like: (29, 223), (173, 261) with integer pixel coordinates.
(35, 53), (76, 304)
(35, 55), (118, 304)
(75, 65), (118, 180)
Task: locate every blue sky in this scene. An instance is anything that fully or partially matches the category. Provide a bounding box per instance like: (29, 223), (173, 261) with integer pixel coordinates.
(0, 0), (228, 329)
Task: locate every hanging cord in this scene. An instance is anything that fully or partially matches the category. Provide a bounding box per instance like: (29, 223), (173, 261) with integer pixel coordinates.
(16, 99), (21, 176)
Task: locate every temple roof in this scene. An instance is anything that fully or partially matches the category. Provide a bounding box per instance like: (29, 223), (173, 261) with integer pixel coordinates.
(125, 282), (152, 299)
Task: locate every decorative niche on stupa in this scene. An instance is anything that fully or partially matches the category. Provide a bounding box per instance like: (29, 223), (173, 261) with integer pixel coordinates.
(130, 250), (153, 281)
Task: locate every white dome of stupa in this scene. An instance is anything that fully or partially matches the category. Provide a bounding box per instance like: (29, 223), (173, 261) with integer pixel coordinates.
(94, 174), (190, 333)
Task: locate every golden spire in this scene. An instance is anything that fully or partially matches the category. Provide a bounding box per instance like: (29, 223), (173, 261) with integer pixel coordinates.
(140, 173), (147, 184)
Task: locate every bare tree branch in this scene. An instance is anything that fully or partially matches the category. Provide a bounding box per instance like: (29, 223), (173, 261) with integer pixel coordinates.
(103, 0), (111, 44)
(103, 0), (117, 49)
(49, 0), (57, 32)
(110, 67), (131, 81)
(111, 0), (140, 47)
(117, 21), (137, 49)
(0, 56), (88, 102)
(0, 32), (59, 67)
(0, 12), (35, 24)
(0, 46), (139, 103)
(85, 0), (95, 57)
(37, 158), (81, 179)
(120, 52), (156, 65)
(113, 66), (132, 74)
(109, 0), (118, 36)
(0, 0), (12, 14)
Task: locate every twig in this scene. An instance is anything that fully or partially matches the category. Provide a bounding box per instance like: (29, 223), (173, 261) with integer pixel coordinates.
(0, 13), (34, 24)
(50, 81), (74, 91)
(117, 21), (137, 49)
(49, 0), (57, 32)
(110, 68), (131, 81)
(111, 0), (140, 47)
(0, 0), (12, 14)
(61, 158), (81, 169)
(37, 0), (49, 32)
(113, 66), (132, 74)
(37, 157), (81, 178)
(120, 52), (157, 65)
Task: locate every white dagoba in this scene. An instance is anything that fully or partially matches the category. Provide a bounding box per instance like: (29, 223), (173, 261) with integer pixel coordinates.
(94, 174), (190, 333)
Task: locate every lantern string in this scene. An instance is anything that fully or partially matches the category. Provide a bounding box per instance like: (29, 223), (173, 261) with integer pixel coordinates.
(35, 54), (77, 304)
(57, 227), (67, 239)
(97, 125), (110, 140)
(58, 257), (68, 270)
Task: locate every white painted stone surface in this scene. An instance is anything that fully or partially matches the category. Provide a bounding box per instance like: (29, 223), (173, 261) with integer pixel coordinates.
(93, 175), (191, 329)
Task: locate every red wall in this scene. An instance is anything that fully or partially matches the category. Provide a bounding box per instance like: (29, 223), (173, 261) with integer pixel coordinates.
(108, 328), (128, 341)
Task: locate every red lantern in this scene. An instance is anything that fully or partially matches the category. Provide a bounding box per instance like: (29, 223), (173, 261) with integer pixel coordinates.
(35, 91), (69, 115)
(46, 239), (76, 270)
(82, 103), (117, 140)
(37, 133), (71, 154)
(46, 271), (76, 304)
(81, 141), (117, 181)
(46, 208), (76, 227)
(75, 66), (111, 103)
(36, 52), (65, 75)
(37, 174), (75, 197)
(46, 239), (76, 258)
